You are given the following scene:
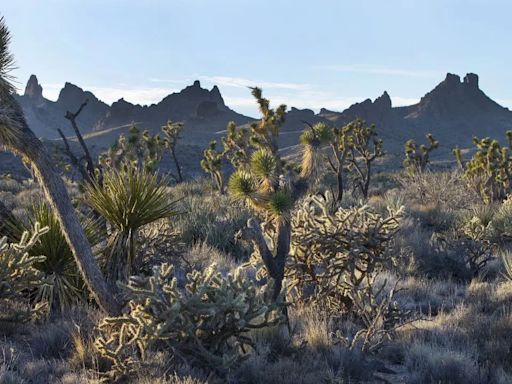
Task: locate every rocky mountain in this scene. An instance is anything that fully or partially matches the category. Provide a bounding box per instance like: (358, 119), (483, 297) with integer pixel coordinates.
(275, 73), (512, 155)
(14, 72), (512, 158)
(15, 76), (253, 147)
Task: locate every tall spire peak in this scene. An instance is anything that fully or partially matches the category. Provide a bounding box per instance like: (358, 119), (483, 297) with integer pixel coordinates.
(24, 74), (43, 101)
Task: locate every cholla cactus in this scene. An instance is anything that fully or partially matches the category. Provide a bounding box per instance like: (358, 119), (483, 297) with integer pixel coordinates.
(95, 263), (280, 376)
(454, 132), (512, 203)
(403, 133), (438, 174)
(0, 223), (49, 321)
(287, 192), (403, 313)
(286, 193), (407, 352)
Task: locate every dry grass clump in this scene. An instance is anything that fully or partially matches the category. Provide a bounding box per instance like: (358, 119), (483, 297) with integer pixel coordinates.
(170, 179), (252, 259)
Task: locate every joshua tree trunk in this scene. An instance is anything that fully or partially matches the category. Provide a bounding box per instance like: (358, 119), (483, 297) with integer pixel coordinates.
(237, 218), (290, 300)
(1, 96), (121, 316)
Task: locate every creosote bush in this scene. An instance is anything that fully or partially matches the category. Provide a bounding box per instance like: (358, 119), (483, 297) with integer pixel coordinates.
(95, 263), (281, 378)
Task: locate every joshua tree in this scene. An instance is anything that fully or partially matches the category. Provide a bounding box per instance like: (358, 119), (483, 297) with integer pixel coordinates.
(161, 120), (184, 183)
(403, 133), (439, 174)
(299, 119), (383, 202)
(0, 17), (121, 315)
(345, 119), (383, 198)
(201, 140), (225, 193)
(454, 132), (512, 203)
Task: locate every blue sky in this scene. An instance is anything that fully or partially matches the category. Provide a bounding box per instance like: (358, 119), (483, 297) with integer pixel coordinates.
(3, 0), (512, 117)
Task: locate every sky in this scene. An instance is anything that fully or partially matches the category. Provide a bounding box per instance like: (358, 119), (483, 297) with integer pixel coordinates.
(2, 0), (512, 117)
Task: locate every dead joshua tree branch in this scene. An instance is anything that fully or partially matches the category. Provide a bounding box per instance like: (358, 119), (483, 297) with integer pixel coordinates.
(57, 128), (90, 182)
(64, 99), (97, 183)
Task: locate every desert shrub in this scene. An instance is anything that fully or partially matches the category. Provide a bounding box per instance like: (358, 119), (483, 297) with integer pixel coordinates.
(398, 170), (477, 210)
(409, 203), (458, 231)
(454, 132), (512, 203)
(405, 343), (480, 384)
(0, 224), (49, 322)
(95, 263), (281, 378)
(429, 217), (496, 279)
(85, 166), (177, 283)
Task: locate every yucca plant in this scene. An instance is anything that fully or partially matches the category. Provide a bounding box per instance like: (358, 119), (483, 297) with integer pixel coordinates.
(9, 204), (102, 313)
(85, 167), (177, 283)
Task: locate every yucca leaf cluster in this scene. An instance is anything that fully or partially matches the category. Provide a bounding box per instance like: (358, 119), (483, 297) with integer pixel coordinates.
(85, 167), (177, 283)
(95, 263), (280, 376)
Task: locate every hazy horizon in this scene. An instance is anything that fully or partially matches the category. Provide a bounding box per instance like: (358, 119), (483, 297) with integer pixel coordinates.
(4, 0), (512, 115)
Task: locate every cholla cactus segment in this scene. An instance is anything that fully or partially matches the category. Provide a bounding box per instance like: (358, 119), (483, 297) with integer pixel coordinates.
(287, 192), (403, 312)
(0, 223), (50, 321)
(95, 263), (281, 376)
